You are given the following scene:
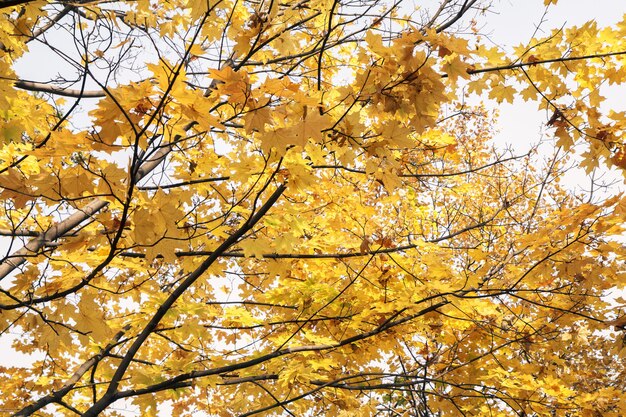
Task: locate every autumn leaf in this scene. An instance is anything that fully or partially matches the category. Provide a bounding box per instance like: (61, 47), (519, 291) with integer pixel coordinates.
(359, 237), (371, 254)
(441, 53), (471, 81)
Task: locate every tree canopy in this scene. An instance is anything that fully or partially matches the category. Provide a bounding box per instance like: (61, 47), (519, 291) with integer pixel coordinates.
(2, 0), (626, 416)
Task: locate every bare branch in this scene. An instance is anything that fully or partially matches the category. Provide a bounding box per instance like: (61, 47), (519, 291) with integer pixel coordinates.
(14, 80), (106, 98)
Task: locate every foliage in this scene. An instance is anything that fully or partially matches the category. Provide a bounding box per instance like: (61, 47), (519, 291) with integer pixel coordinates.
(1, 0), (626, 416)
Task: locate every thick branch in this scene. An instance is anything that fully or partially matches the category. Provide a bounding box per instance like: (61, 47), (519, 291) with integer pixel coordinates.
(13, 326), (129, 417)
(0, 0), (36, 9)
(81, 183), (287, 416)
(0, 199), (108, 280)
(0, 142), (176, 281)
(0, 229), (40, 237)
(14, 80), (106, 98)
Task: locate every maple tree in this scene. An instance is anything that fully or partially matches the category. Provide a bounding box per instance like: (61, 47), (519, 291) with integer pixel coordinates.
(2, 0), (626, 415)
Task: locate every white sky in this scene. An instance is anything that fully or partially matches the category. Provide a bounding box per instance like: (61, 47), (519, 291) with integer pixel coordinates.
(479, 1), (626, 195)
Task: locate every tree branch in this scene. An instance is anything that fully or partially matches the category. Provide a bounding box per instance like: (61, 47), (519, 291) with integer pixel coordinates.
(465, 50), (626, 77)
(117, 214), (497, 260)
(110, 300), (449, 404)
(81, 183), (287, 416)
(12, 326), (129, 417)
(0, 0), (36, 10)
(14, 80), (105, 98)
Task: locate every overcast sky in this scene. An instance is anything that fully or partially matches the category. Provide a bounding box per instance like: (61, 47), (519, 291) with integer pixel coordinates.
(476, 1), (626, 195)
